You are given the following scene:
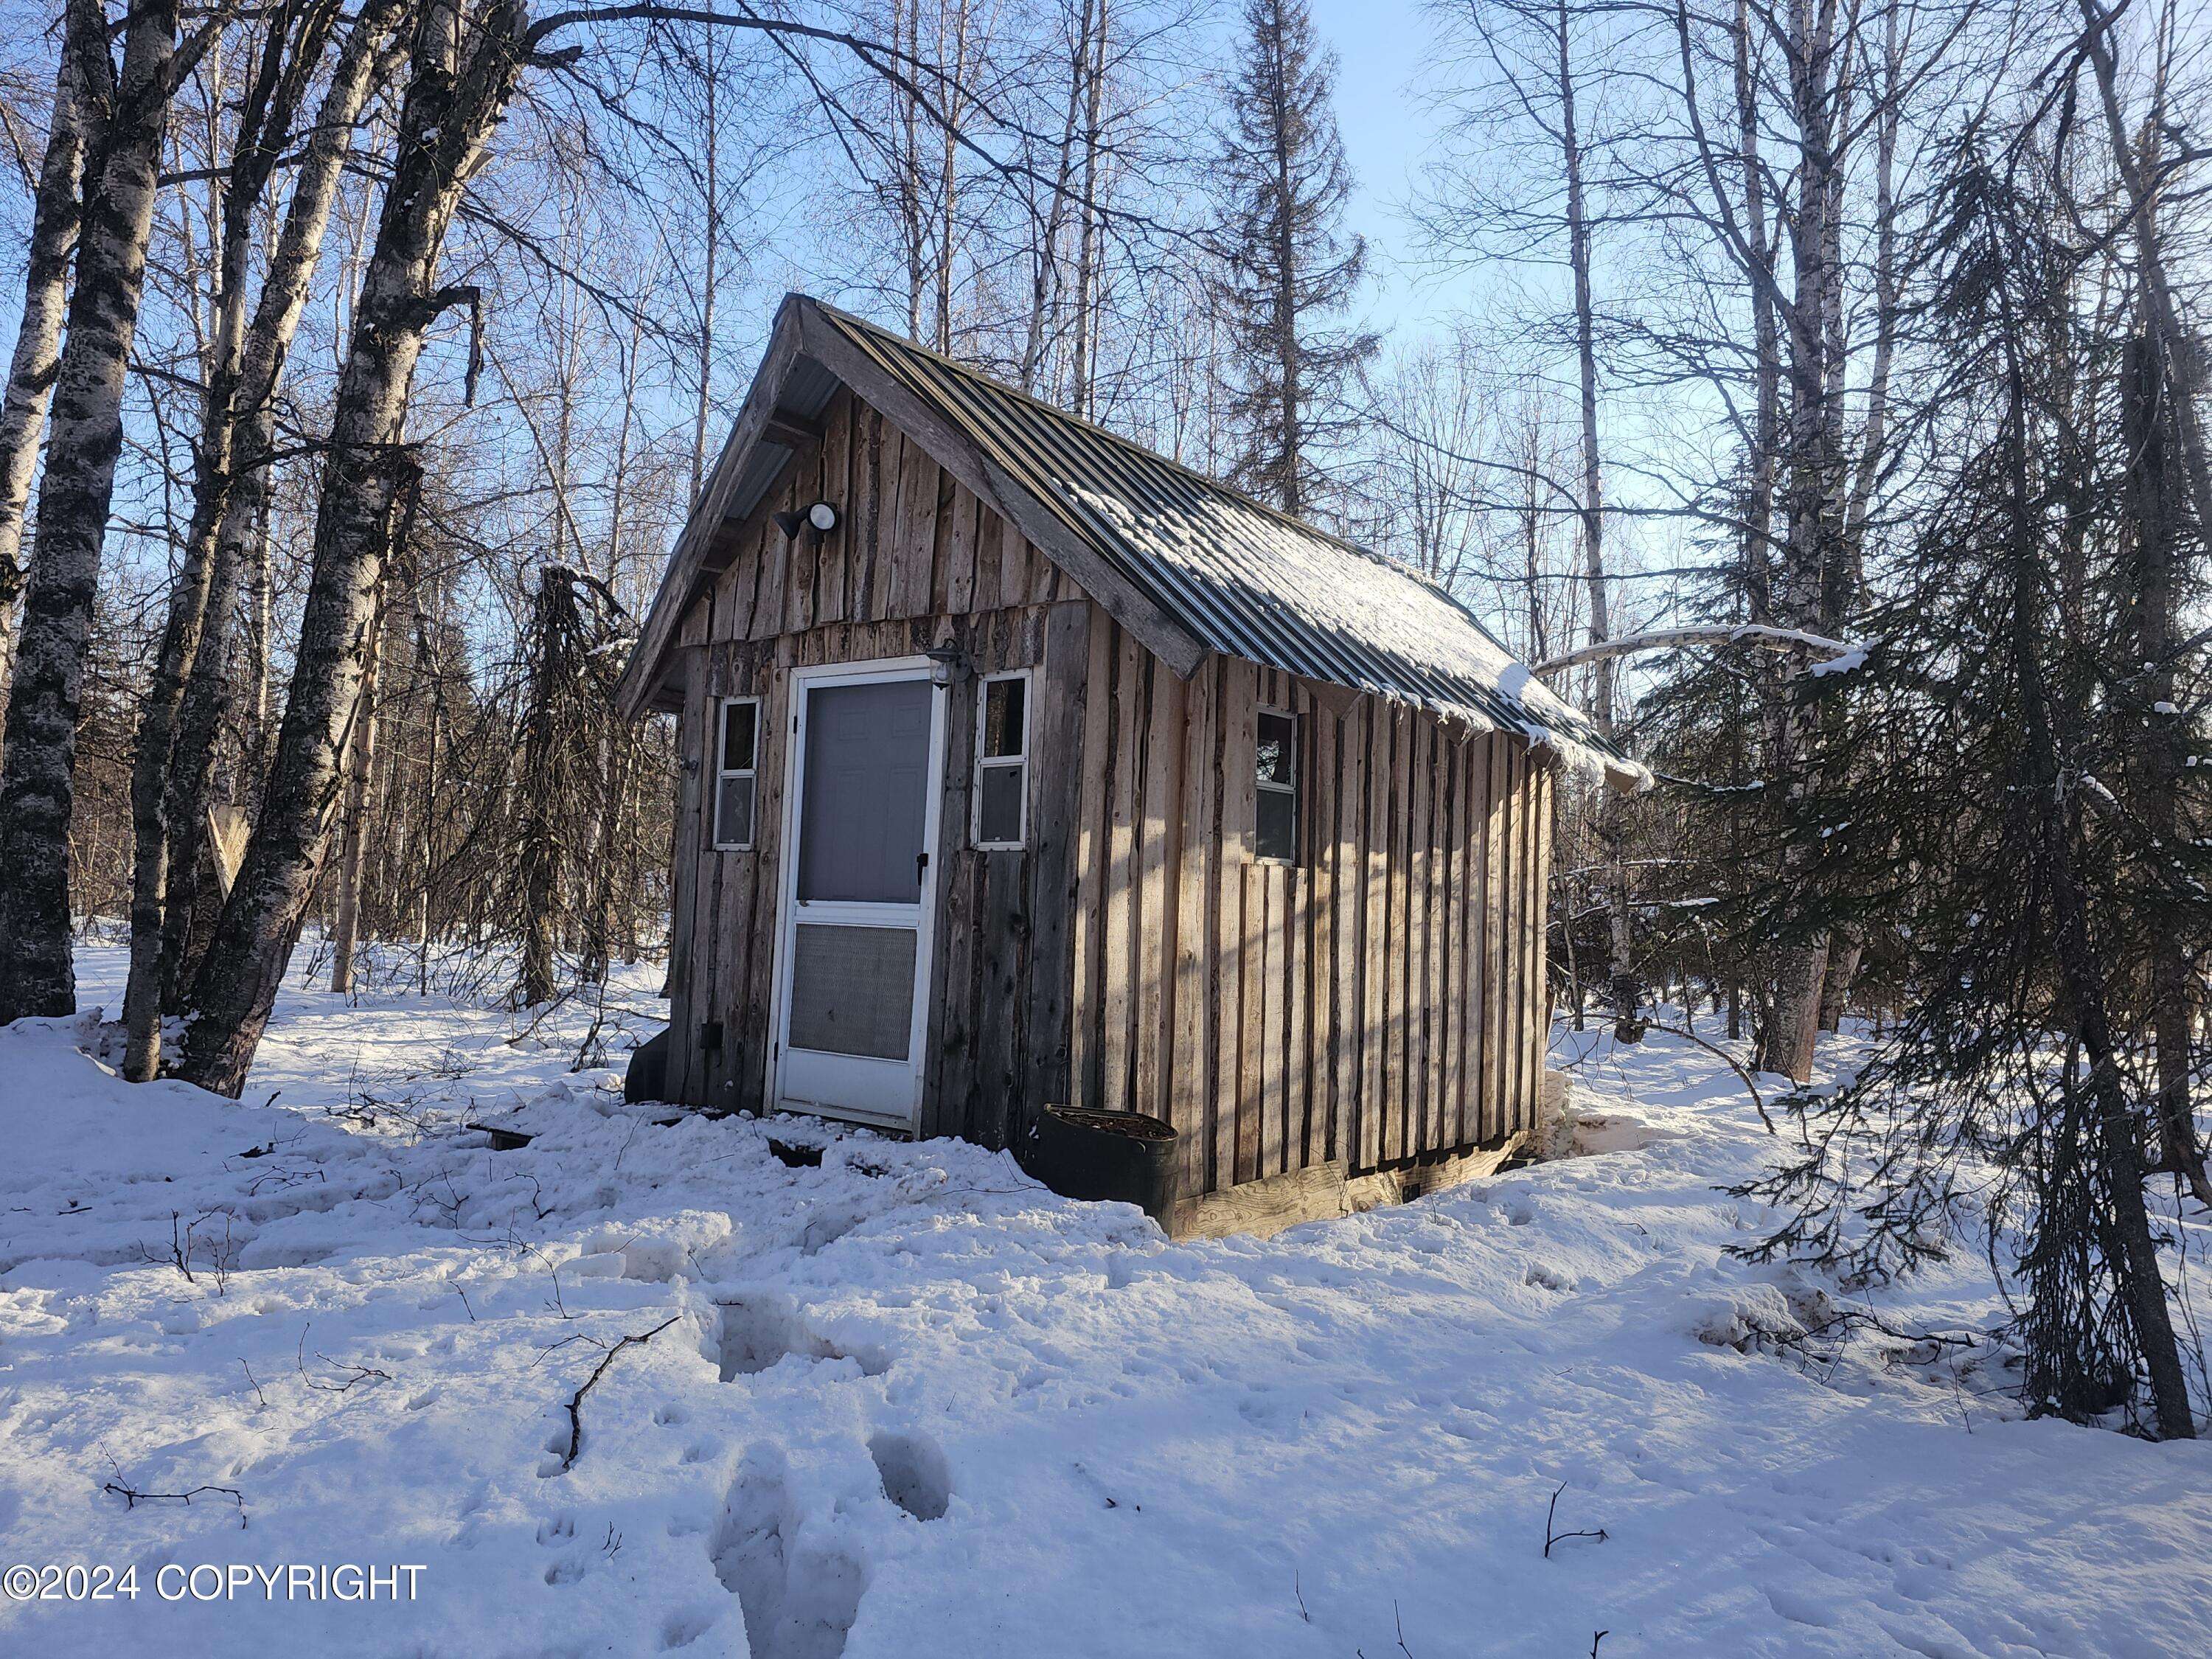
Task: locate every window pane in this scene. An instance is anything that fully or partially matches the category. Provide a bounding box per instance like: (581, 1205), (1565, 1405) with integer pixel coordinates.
(982, 676), (1026, 759)
(1256, 712), (1295, 787)
(715, 774), (756, 847)
(1256, 782), (1296, 862)
(722, 700), (756, 772)
(978, 762), (1024, 845)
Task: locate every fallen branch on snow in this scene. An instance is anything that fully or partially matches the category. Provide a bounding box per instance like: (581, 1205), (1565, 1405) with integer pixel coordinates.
(554, 1314), (681, 1474)
(1640, 1022), (1775, 1135)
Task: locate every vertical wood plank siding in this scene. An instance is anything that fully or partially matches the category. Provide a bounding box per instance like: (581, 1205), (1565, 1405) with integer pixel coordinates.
(661, 388), (1074, 1119)
(660, 385), (1555, 1186)
(1066, 613), (1557, 1193)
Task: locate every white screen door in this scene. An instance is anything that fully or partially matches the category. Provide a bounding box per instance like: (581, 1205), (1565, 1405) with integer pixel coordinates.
(769, 661), (944, 1127)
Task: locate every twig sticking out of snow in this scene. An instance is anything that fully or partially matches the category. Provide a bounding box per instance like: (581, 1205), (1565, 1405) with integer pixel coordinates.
(1354, 1601), (1417, 1658)
(553, 1314), (681, 1474)
(1543, 1484), (1610, 1558)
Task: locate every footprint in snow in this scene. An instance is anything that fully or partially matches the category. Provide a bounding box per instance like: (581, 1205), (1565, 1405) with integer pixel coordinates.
(536, 1512), (577, 1545)
(709, 1294), (887, 1381)
(710, 1445), (866, 1659)
(868, 1430), (951, 1523)
(659, 1605), (723, 1650)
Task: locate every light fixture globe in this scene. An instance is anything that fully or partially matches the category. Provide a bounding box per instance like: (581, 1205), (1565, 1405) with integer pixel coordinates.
(807, 501), (838, 532)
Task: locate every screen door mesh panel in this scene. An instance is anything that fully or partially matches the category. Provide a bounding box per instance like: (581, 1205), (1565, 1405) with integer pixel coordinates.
(799, 679), (933, 902)
(787, 924), (917, 1060)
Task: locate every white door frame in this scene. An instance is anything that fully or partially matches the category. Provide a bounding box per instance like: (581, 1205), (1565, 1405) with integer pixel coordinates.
(765, 655), (947, 1131)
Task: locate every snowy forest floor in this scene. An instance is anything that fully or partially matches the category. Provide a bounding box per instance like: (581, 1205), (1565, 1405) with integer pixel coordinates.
(0, 944), (2207, 1658)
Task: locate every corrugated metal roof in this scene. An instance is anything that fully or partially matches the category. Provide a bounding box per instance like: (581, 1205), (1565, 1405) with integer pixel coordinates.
(814, 302), (1638, 783)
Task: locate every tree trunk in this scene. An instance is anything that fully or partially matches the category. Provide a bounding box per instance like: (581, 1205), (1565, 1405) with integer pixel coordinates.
(2084, 0), (2212, 1209)
(1553, 0), (1635, 1042)
(2078, 0), (2212, 547)
(1753, 0), (1843, 1084)
(327, 597), (383, 995)
(933, 0), (968, 354)
(1068, 0), (1109, 419)
(0, 44), (88, 736)
(178, 0), (532, 1095)
(0, 0), (197, 1023)
(2017, 518), (2195, 1442)
(2120, 324), (2212, 1208)
(1018, 0), (1094, 393)
(1815, 928), (1859, 1031)
(122, 0), (400, 1077)
(689, 22), (717, 504)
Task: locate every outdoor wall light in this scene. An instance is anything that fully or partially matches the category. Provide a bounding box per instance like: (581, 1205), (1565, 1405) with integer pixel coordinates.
(772, 501), (838, 541)
(925, 645), (972, 687)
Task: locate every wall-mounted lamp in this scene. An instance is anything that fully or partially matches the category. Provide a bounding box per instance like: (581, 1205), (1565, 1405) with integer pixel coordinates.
(925, 645), (972, 687)
(773, 501), (838, 542)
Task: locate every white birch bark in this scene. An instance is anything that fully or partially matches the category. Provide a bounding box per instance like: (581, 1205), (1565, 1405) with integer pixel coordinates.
(0, 0), (209, 1023)
(122, 0), (406, 1077)
(0, 45), (88, 733)
(178, 0), (533, 1093)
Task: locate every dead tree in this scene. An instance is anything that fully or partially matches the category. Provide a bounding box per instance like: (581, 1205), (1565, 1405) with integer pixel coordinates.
(512, 565), (630, 1006)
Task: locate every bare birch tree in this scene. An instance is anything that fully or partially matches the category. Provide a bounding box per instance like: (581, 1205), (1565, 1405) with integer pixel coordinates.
(0, 38), (88, 731)
(121, 0), (409, 1079)
(0, 0), (233, 1023)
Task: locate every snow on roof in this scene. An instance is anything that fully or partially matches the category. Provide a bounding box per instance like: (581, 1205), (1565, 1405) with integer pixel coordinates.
(818, 303), (1642, 786)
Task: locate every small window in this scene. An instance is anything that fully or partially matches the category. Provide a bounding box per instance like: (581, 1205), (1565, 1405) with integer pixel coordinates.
(1256, 709), (1298, 863)
(714, 698), (759, 849)
(974, 672), (1029, 848)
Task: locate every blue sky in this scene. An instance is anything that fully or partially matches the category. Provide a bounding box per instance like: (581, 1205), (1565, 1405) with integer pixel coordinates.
(1307, 0), (1461, 335)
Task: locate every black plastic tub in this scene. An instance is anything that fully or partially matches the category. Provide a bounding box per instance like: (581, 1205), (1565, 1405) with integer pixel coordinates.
(623, 1028), (671, 1104)
(1023, 1105), (1179, 1225)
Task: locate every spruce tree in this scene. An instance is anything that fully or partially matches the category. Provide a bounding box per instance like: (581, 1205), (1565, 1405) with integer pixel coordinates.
(1211, 0), (1376, 517)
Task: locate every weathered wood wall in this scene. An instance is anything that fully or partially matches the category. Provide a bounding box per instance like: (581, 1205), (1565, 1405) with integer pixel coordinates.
(660, 387), (1082, 1119)
(1067, 616), (1556, 1200)
(658, 384), (1557, 1189)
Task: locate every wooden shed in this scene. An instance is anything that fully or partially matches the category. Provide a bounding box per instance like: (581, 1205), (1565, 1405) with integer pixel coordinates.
(617, 295), (1640, 1235)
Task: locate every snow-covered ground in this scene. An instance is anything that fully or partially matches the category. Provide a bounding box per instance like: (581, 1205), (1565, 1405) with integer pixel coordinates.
(1, 945), (2206, 1658)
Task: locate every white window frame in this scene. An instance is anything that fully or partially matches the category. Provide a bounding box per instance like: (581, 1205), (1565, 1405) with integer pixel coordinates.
(1254, 705), (1298, 866)
(971, 669), (1032, 850)
(712, 696), (761, 851)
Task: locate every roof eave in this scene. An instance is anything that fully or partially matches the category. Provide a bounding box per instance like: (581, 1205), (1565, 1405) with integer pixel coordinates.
(616, 294), (812, 721)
